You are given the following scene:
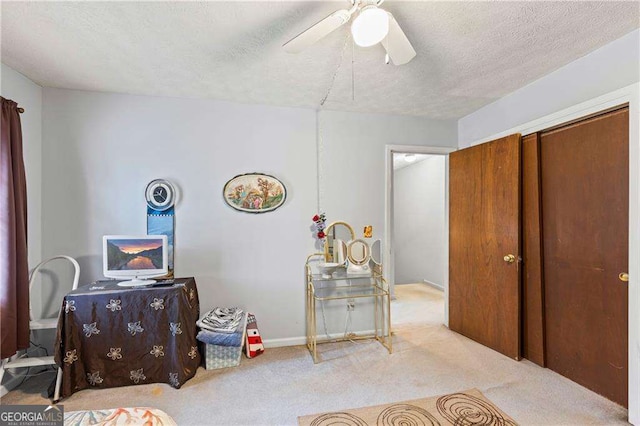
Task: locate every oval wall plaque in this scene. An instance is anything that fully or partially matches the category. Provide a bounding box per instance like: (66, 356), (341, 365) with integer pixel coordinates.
(223, 173), (287, 214)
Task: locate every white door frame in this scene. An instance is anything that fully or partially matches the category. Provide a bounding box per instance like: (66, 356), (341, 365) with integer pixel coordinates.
(471, 83), (640, 423)
(384, 144), (456, 327)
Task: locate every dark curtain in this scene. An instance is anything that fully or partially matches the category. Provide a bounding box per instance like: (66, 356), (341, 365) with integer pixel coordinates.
(0, 97), (29, 359)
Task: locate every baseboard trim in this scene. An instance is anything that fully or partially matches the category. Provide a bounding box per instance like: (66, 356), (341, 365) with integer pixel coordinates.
(262, 336), (306, 348)
(423, 279), (444, 291)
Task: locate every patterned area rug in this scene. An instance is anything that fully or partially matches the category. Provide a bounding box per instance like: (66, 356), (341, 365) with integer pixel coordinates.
(64, 407), (177, 425)
(298, 389), (517, 425)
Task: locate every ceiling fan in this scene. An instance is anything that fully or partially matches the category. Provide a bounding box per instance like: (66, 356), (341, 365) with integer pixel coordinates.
(283, 0), (416, 66)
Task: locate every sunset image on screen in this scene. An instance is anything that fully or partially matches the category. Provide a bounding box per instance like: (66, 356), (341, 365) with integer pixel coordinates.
(107, 238), (163, 270)
(113, 239), (162, 254)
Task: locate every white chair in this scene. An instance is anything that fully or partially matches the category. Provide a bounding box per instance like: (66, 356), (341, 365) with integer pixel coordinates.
(0, 255), (80, 402)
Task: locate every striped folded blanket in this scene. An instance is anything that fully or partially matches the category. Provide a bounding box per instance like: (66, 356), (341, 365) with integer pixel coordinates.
(197, 307), (244, 333)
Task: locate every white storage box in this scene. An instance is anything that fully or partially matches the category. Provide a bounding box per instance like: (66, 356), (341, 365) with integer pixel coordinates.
(201, 313), (247, 370)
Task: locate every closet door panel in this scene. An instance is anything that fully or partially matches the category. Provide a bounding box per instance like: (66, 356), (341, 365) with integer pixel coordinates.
(541, 107), (628, 407)
(449, 134), (521, 360)
(522, 133), (545, 367)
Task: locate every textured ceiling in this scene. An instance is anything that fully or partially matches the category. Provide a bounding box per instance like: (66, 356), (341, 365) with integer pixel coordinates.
(1, 1), (638, 119)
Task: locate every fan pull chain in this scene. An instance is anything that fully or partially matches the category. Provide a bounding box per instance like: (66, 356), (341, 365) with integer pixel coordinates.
(319, 32), (352, 107)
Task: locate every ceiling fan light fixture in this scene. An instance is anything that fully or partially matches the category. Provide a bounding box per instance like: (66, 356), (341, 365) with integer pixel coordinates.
(351, 6), (389, 47)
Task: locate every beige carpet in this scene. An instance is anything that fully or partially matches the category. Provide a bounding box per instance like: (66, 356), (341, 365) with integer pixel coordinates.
(298, 388), (516, 425)
(1, 283), (628, 425)
(392, 283), (445, 326)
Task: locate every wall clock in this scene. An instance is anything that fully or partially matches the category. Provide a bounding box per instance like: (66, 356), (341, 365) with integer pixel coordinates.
(145, 179), (176, 211)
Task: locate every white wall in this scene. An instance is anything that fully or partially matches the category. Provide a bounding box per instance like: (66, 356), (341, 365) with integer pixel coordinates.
(319, 110), (456, 241)
(40, 89), (458, 344)
(459, 29), (640, 145)
(41, 89), (317, 342)
(457, 29), (640, 425)
(317, 111), (456, 333)
(0, 64), (42, 276)
(394, 156), (445, 288)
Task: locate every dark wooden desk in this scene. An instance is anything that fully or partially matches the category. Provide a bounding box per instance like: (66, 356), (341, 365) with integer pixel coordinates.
(54, 277), (200, 399)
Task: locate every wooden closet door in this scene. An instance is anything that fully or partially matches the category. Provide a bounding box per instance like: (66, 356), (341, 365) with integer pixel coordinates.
(522, 133), (546, 367)
(541, 107), (628, 407)
(449, 134), (521, 360)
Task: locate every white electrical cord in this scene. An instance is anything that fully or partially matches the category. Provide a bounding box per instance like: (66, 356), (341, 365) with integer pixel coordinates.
(344, 278), (362, 344)
(343, 278), (354, 338)
(316, 33), (356, 214)
(316, 110), (322, 214)
(343, 277), (375, 345)
(319, 299), (333, 341)
(343, 309), (353, 338)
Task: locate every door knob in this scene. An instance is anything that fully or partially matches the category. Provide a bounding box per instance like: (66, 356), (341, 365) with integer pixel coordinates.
(619, 273), (629, 282)
(503, 254), (516, 264)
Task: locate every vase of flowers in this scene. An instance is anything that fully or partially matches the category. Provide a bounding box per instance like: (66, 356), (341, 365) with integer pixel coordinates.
(312, 213), (326, 240)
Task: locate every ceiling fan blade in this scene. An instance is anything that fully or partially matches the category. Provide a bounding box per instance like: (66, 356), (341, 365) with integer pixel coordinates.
(283, 10), (352, 54)
(381, 12), (416, 65)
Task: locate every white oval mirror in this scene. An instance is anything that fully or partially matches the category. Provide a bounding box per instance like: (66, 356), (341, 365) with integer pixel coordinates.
(370, 239), (382, 266)
(348, 239), (370, 266)
(324, 221), (355, 262)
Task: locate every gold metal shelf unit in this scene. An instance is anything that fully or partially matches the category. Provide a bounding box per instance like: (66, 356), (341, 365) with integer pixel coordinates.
(305, 253), (392, 363)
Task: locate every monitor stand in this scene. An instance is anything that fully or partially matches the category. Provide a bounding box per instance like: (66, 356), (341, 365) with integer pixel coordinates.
(117, 278), (157, 287)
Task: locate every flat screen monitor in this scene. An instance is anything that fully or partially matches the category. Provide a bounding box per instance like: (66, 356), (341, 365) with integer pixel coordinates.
(103, 235), (168, 287)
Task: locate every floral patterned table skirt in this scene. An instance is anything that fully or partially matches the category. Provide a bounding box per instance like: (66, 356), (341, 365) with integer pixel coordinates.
(54, 277), (201, 399)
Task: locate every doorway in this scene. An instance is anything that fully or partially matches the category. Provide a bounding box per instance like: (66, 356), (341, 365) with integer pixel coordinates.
(384, 145), (455, 328)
